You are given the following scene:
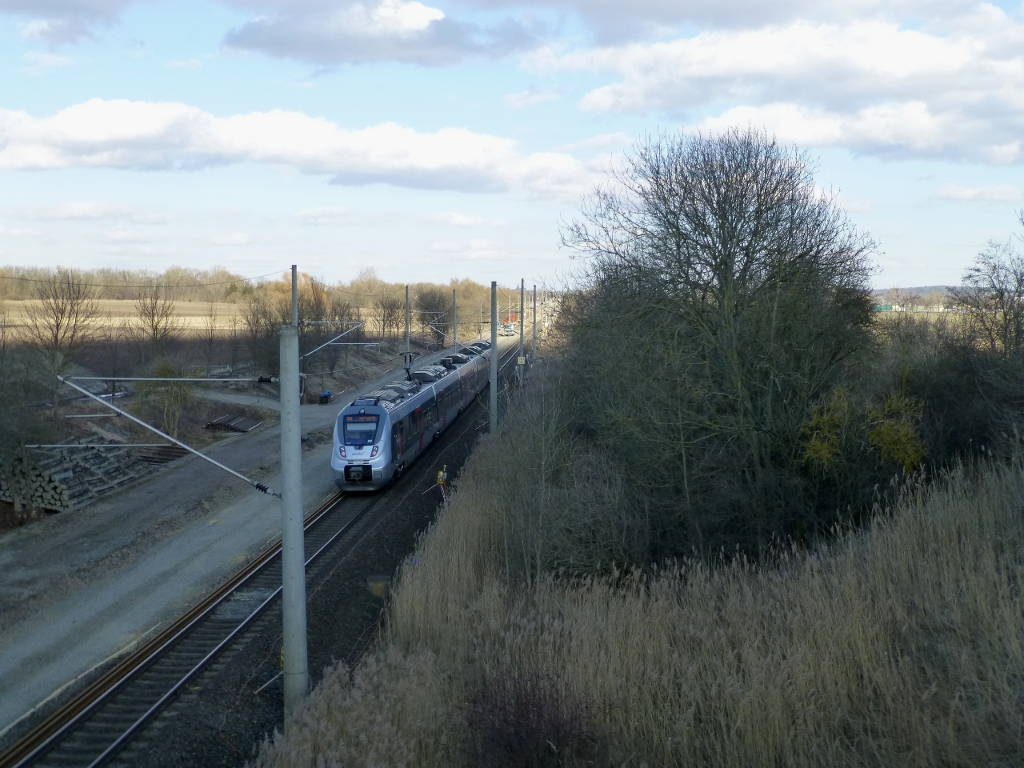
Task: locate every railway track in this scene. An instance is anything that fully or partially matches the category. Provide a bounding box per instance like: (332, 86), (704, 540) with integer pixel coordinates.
(0, 490), (373, 768)
(0, 341), (524, 768)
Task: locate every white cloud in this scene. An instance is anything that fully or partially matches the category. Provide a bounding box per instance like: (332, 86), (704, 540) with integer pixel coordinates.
(0, 99), (597, 197)
(937, 184), (1024, 202)
(690, 100), (1019, 163)
(344, 0), (445, 36)
(542, 20), (986, 111)
(530, 14), (1024, 163)
(222, 0), (534, 65)
(504, 88), (559, 108)
(464, 0), (978, 41)
(5, 0), (139, 43)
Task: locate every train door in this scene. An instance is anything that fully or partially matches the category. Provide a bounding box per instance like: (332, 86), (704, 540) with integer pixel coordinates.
(392, 418), (406, 465)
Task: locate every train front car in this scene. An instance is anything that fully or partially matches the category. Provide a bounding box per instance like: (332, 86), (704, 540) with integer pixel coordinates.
(331, 398), (393, 491)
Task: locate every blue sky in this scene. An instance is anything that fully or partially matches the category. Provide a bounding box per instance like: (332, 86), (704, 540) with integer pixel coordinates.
(1, 0), (1022, 289)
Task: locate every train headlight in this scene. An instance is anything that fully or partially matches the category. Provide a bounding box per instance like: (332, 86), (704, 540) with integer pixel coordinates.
(370, 445), (379, 458)
(338, 446), (347, 458)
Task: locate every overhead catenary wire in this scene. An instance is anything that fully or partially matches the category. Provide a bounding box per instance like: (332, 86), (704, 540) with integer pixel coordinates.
(56, 375), (280, 498)
(301, 323), (365, 360)
(66, 376), (277, 384)
(27, 443), (171, 449)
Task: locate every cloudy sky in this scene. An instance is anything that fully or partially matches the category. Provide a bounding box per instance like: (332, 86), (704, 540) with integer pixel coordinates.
(1, 0), (1023, 288)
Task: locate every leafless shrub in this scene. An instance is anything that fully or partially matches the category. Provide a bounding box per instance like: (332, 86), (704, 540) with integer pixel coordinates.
(136, 360), (193, 437)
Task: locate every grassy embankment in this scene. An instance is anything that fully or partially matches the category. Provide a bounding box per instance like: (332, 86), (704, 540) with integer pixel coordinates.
(252, 359), (1024, 768)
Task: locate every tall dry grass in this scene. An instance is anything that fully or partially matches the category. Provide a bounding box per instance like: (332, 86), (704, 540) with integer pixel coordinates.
(253, 384), (1024, 767)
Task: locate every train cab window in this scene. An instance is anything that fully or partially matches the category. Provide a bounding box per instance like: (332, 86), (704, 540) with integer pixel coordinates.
(342, 414), (379, 445)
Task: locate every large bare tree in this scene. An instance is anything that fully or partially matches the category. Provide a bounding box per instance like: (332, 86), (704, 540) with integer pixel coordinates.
(561, 128), (875, 553)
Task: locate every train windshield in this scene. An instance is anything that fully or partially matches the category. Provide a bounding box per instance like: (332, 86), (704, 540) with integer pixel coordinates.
(342, 413), (379, 445)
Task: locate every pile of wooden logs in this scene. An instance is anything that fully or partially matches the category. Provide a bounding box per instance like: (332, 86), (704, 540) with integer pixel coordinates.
(0, 442), (154, 513)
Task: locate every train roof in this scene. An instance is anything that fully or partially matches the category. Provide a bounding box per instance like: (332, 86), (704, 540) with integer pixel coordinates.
(352, 379), (427, 411)
(347, 350), (481, 413)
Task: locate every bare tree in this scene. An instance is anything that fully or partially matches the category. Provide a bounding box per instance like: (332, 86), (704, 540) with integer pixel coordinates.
(950, 214), (1024, 358)
(242, 294), (279, 373)
(373, 295), (403, 337)
(561, 128), (875, 554)
(132, 285), (180, 354)
(23, 269), (101, 408)
(24, 269), (100, 364)
(416, 287), (450, 345)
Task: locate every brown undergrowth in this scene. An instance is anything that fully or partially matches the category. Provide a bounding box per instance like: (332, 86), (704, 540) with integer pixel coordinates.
(252, 374), (1024, 767)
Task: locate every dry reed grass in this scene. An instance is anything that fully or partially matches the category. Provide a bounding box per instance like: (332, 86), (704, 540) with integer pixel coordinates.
(253, 389), (1024, 767)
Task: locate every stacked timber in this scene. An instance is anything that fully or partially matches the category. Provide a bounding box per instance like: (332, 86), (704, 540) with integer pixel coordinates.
(0, 442), (155, 513)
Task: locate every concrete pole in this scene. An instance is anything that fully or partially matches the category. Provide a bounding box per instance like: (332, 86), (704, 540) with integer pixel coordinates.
(518, 278), (525, 362)
(451, 288), (457, 349)
(489, 281), (498, 433)
(404, 284), (411, 378)
(291, 265), (299, 326)
(279, 269), (308, 726)
(532, 284), (537, 353)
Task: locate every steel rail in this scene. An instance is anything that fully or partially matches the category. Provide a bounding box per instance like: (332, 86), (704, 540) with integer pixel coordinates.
(0, 491), (344, 768)
(85, 491), (376, 768)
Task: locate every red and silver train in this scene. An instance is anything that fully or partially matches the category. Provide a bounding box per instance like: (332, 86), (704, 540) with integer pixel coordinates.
(331, 342), (492, 490)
